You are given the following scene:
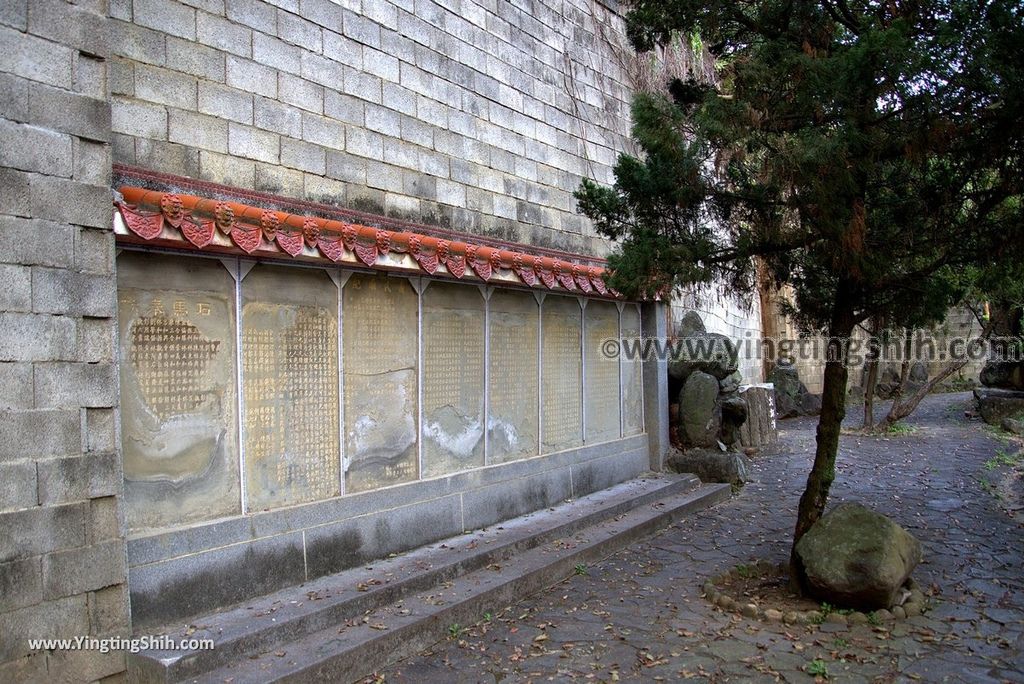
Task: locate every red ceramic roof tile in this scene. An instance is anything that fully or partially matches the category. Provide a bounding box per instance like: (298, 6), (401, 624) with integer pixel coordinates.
(114, 184), (617, 298)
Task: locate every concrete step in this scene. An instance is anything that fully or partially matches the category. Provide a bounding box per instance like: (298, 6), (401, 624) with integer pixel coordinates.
(128, 475), (729, 683)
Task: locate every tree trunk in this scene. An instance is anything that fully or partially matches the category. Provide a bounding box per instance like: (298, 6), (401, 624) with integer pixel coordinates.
(789, 302), (856, 590)
(862, 316), (883, 429)
(878, 358), (969, 429)
(893, 329), (912, 399)
(878, 320), (995, 430)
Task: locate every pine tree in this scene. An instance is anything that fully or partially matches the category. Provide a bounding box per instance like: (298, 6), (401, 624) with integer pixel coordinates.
(576, 0), (1024, 586)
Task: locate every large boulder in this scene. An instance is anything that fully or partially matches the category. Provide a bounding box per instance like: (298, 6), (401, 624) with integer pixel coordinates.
(667, 447), (751, 485)
(679, 371), (721, 447)
(675, 310), (706, 339)
(974, 387), (1024, 426)
(980, 361), (1024, 390)
(768, 363), (820, 418)
(720, 395), (749, 446)
(795, 502), (922, 611)
(669, 332), (739, 382)
(873, 365), (903, 400)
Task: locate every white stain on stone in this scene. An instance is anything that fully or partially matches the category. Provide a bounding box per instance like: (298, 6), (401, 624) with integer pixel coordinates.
(424, 415), (483, 459)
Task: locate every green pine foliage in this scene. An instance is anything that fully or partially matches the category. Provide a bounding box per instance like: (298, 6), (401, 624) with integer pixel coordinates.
(577, 0), (1023, 332)
(577, 1), (1024, 578)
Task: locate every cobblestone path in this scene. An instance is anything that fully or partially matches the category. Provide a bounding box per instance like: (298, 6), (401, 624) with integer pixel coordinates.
(376, 392), (1023, 683)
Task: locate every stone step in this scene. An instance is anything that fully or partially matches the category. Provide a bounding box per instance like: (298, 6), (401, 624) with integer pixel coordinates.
(128, 475), (728, 683)
(190, 482), (731, 684)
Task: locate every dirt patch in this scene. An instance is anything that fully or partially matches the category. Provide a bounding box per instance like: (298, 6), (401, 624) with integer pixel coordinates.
(713, 565), (819, 614)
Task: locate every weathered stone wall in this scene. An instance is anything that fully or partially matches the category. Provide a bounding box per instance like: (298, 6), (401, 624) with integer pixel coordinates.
(109, 0), (635, 255)
(0, 1), (129, 680)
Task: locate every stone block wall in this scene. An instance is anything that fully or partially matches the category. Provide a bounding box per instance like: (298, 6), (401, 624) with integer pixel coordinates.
(108, 0), (636, 256)
(0, 0), (128, 680)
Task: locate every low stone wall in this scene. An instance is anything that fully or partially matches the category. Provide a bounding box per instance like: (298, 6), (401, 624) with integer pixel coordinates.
(128, 433), (650, 629)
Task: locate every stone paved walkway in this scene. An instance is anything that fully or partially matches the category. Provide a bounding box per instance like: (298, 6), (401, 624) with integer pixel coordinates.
(374, 392), (1024, 683)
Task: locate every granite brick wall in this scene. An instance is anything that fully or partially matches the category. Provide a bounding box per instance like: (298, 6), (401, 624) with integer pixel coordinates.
(108, 0), (636, 255)
(0, 0), (128, 680)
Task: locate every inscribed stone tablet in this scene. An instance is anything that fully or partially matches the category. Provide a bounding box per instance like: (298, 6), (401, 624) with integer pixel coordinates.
(117, 252), (239, 532)
(488, 289), (539, 463)
(242, 265), (339, 510)
(343, 273), (419, 493)
(622, 304), (644, 435)
(422, 282), (485, 477)
(541, 295), (582, 452)
(585, 300), (621, 443)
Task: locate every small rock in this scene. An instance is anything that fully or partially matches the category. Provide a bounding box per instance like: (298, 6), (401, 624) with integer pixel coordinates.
(892, 606), (906, 620)
(849, 612), (868, 625)
(764, 609), (783, 622)
(825, 612), (848, 625)
(741, 604), (759, 618)
(904, 602), (922, 617)
(783, 611), (801, 625)
(909, 589), (924, 605)
(719, 596), (735, 610)
(804, 611), (822, 624)
(719, 370), (742, 395)
(875, 609), (894, 621)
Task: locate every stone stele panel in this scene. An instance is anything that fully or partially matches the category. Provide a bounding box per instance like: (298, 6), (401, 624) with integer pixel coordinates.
(488, 289), (539, 464)
(422, 282), (485, 477)
(585, 300), (621, 443)
(622, 304), (644, 435)
(542, 295), (582, 452)
(117, 251), (239, 533)
(343, 273), (419, 493)
(242, 264), (339, 510)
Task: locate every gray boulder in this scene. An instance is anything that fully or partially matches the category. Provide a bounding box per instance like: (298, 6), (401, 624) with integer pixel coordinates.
(666, 447), (751, 485)
(974, 387), (1024, 426)
(864, 361), (929, 399)
(874, 365), (902, 399)
(980, 361), (1024, 390)
(720, 395), (749, 446)
(795, 502), (922, 611)
(679, 371), (721, 447)
(719, 370), (742, 395)
(909, 361), (929, 385)
(668, 332), (739, 382)
(768, 363), (820, 418)
(675, 310), (706, 339)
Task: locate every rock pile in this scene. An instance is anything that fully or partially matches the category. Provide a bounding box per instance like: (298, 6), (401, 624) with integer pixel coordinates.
(668, 313), (748, 450)
(666, 312), (776, 485)
(768, 362), (821, 418)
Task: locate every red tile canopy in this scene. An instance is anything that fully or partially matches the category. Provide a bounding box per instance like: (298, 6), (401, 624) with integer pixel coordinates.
(114, 181), (617, 298)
